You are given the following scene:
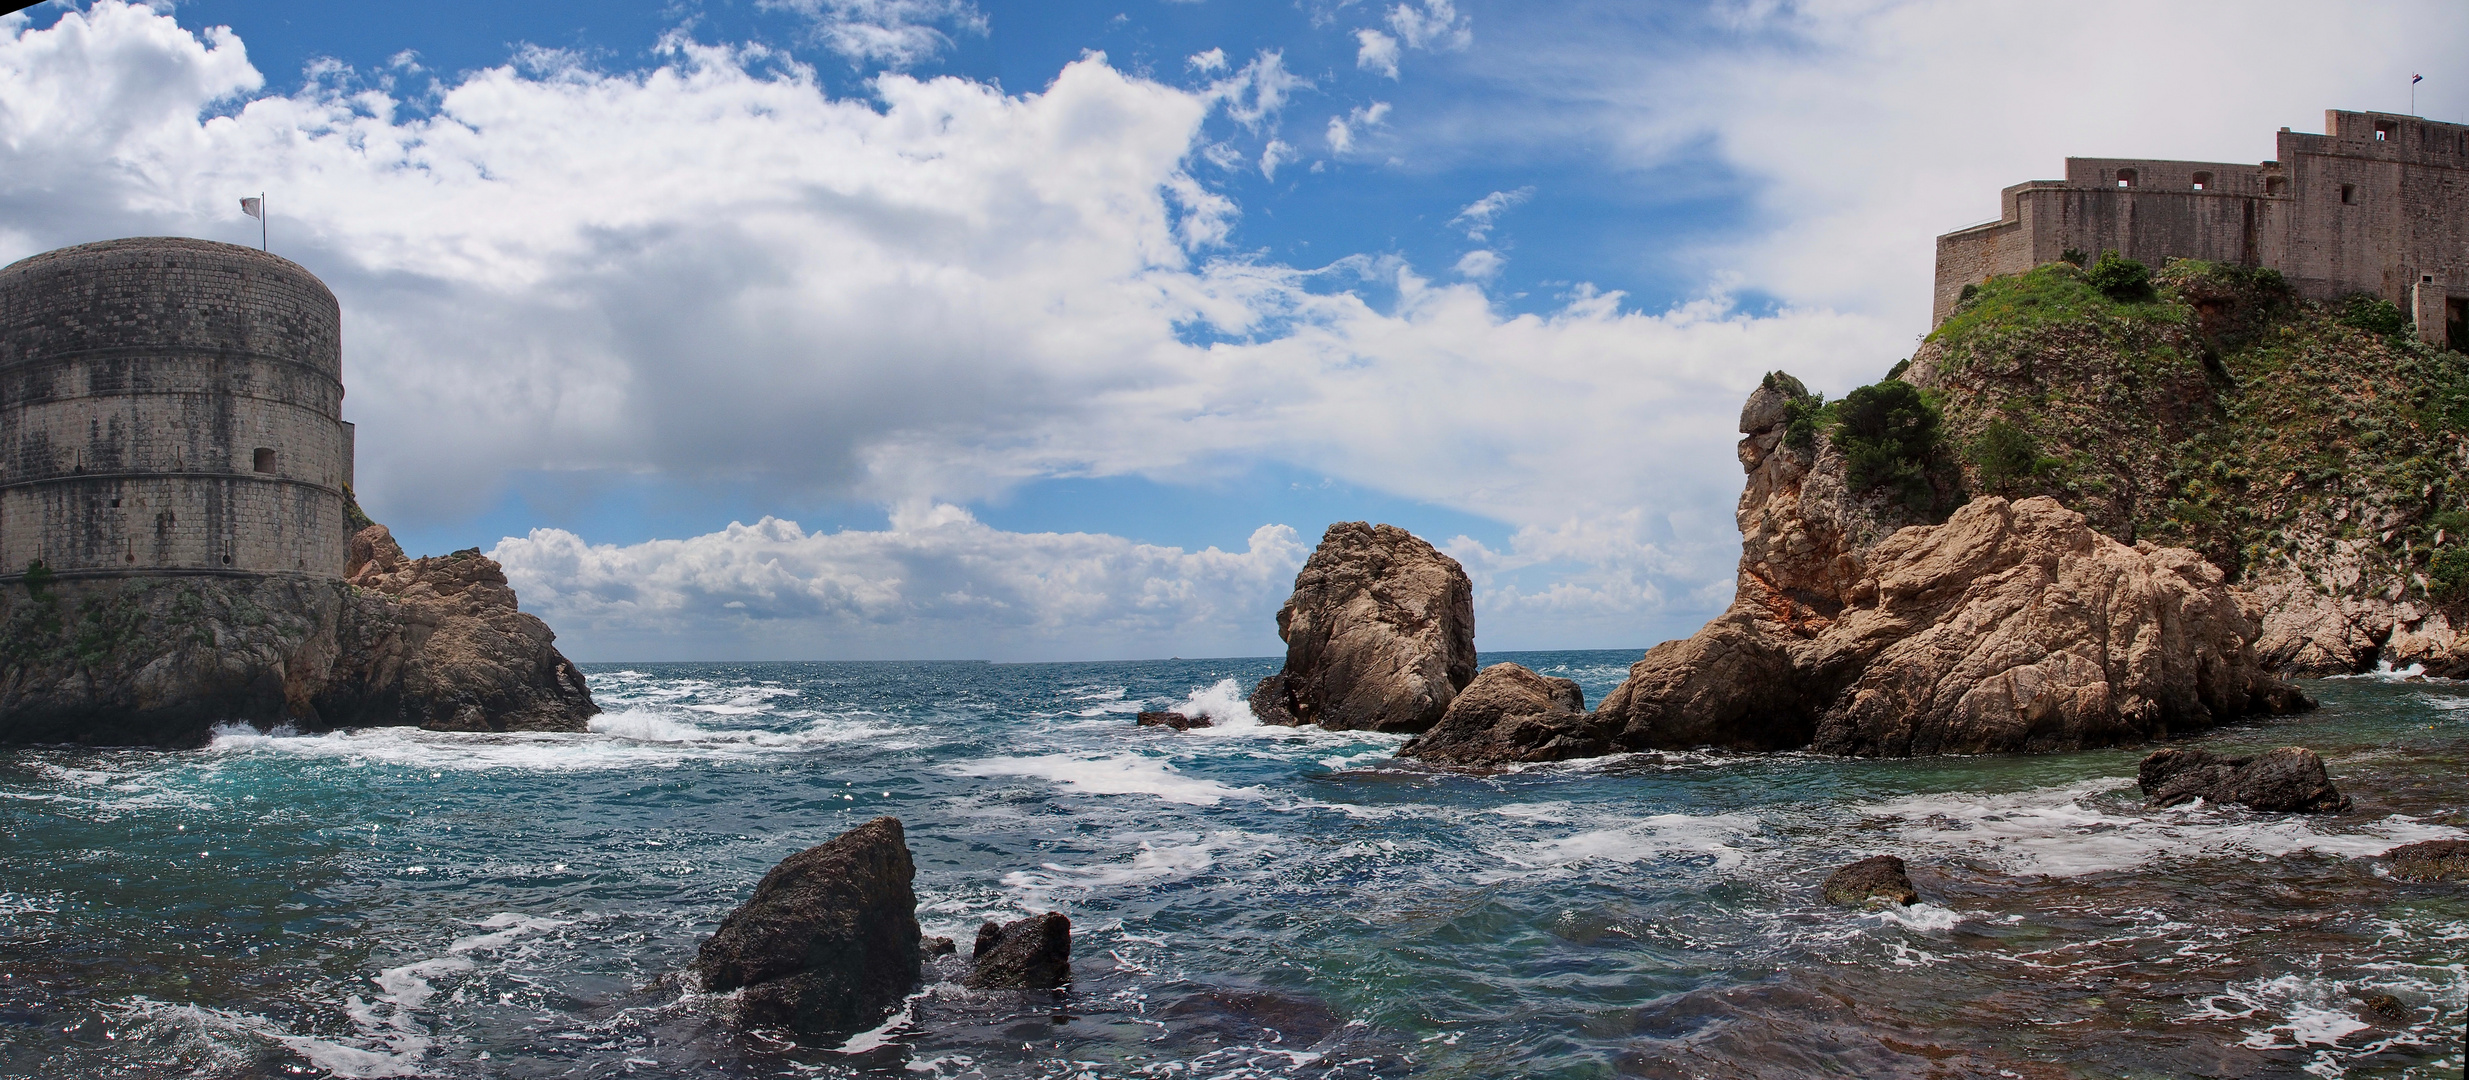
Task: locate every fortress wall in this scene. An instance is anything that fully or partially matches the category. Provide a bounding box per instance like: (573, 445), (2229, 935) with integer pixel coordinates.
(2064, 158), (2268, 195)
(0, 238), (351, 579)
(1933, 218), (2029, 326)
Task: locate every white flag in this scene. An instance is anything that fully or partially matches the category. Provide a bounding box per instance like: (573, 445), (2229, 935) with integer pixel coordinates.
(240, 197), (263, 220)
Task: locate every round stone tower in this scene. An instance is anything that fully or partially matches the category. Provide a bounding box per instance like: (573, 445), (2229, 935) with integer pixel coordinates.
(0, 237), (353, 580)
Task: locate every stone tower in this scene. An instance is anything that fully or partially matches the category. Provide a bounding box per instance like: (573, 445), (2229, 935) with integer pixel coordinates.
(0, 237), (354, 580)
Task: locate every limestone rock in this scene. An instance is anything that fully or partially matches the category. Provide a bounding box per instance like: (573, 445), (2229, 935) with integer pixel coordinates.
(1247, 522), (1475, 734)
(318, 525), (596, 733)
(694, 817), (924, 1037)
(1400, 662), (1598, 766)
(1822, 855), (1919, 907)
(2136, 746), (2351, 812)
(2382, 839), (2469, 882)
(966, 912), (1071, 989)
(1137, 710), (1211, 730)
(1581, 377), (2310, 761)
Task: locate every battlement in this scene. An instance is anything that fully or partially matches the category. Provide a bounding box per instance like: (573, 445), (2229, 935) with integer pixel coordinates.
(1934, 109), (2469, 348)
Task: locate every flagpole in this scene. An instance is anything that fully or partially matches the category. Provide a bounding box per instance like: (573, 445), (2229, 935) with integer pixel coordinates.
(259, 191), (267, 251)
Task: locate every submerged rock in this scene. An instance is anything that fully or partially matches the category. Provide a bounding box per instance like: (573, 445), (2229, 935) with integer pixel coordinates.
(0, 523), (594, 746)
(694, 817), (923, 1038)
(1137, 710), (1212, 730)
(2383, 839), (2469, 882)
(1400, 663), (1599, 766)
(967, 912), (1071, 989)
(1822, 855), (1919, 907)
(2136, 746), (2351, 812)
(1248, 522), (1475, 734)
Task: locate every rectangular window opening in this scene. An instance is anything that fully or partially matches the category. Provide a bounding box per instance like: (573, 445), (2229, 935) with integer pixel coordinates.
(253, 447), (277, 473)
(2191, 171), (2212, 191)
(2266, 176), (2287, 195)
(2450, 298), (2468, 353)
(2115, 167), (2137, 188)
(2341, 183), (2357, 205)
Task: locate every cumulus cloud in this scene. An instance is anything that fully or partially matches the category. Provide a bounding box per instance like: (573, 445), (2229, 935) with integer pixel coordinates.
(1325, 100), (1390, 153)
(1453, 248), (1502, 280)
(1448, 186), (1532, 241)
(1354, 28), (1399, 78)
(0, 3), (1902, 656)
(1386, 0), (1472, 52)
(1186, 46), (1226, 73)
(494, 508), (1308, 659)
(760, 0), (988, 68)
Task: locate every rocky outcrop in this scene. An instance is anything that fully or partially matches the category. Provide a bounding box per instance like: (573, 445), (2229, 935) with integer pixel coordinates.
(2136, 746), (2351, 812)
(695, 817), (924, 1037)
(1399, 662), (1596, 766)
(318, 526), (596, 733)
(1822, 855), (1918, 907)
(2383, 839), (2469, 882)
(0, 523), (594, 746)
(966, 912), (1071, 990)
(1137, 710), (1212, 730)
(1248, 522), (1475, 734)
(1580, 377), (2310, 760)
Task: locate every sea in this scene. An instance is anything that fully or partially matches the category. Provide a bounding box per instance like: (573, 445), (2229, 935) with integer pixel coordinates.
(1, 651), (2463, 1079)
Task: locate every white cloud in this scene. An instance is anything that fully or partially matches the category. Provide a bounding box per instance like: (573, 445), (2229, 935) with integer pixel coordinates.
(1387, 0), (1472, 52)
(1325, 100), (1390, 154)
(492, 508), (1309, 659)
(760, 0), (988, 68)
(0, 4), (1904, 657)
(1447, 186), (1532, 241)
(1259, 138), (1297, 179)
(1453, 248), (1502, 279)
(1354, 28), (1399, 78)
(1187, 47), (1226, 73)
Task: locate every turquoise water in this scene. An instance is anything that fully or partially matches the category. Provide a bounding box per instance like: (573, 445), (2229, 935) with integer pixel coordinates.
(1, 651), (2463, 1078)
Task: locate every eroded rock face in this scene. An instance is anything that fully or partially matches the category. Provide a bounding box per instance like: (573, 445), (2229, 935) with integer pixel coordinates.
(2137, 746), (2351, 812)
(1248, 522), (1475, 734)
(321, 525), (597, 733)
(1579, 378), (2310, 761)
(1822, 855), (1918, 907)
(695, 817), (924, 1037)
(1137, 710), (1212, 730)
(966, 912), (1071, 989)
(1399, 662), (1595, 766)
(0, 524), (593, 745)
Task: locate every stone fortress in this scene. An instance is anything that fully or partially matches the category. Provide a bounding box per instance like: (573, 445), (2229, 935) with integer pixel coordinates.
(1934, 108), (2469, 348)
(0, 237), (355, 581)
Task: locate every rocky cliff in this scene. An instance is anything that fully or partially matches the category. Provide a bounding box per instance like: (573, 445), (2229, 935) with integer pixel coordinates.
(0, 524), (595, 746)
(1913, 259), (2469, 675)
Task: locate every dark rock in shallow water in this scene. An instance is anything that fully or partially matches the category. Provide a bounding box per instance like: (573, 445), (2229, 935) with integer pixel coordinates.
(1247, 522), (1475, 734)
(1401, 662), (1600, 766)
(923, 936), (955, 957)
(967, 912), (1071, 989)
(2137, 746), (2350, 812)
(694, 817), (922, 1038)
(2356, 991), (2413, 1025)
(2383, 839), (2469, 882)
(1136, 710), (1211, 730)
(1822, 855), (1918, 907)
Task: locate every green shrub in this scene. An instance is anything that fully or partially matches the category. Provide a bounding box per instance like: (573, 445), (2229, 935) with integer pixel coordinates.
(1966, 419), (2059, 492)
(21, 560), (52, 597)
(2338, 294), (2407, 337)
(1830, 379), (1945, 511)
(2087, 251), (2153, 302)
(2060, 248), (2088, 268)
(2433, 545), (2469, 602)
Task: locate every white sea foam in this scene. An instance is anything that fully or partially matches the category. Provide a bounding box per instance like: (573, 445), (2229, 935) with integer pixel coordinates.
(197, 708), (914, 772)
(445, 912), (570, 955)
(1000, 832), (1263, 904)
(1871, 901), (1965, 932)
(1167, 678), (1261, 730)
(948, 753), (1265, 806)
(1485, 812), (1763, 874)
(1855, 779), (2467, 876)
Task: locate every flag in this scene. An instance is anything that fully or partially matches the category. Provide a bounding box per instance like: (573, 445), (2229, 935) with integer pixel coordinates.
(2413, 74), (2423, 84)
(240, 197), (262, 220)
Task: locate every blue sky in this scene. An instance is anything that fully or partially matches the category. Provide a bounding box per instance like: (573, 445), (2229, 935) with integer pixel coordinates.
(3, 1), (2465, 659)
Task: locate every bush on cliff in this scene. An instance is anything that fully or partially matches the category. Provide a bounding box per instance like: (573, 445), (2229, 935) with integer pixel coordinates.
(2087, 251), (2155, 302)
(1965, 419), (2061, 494)
(1828, 379), (1949, 513)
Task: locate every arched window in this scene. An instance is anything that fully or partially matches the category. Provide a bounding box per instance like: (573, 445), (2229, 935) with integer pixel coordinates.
(2116, 168), (2137, 188)
(2266, 176), (2287, 195)
(2191, 171), (2212, 191)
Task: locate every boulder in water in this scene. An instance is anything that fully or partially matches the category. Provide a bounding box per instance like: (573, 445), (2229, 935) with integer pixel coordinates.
(1247, 522), (1475, 734)
(693, 817), (923, 1037)
(967, 912), (1071, 989)
(1137, 710), (1211, 730)
(1400, 663), (1600, 766)
(1822, 855), (1918, 907)
(2384, 839), (2469, 882)
(2137, 746), (2350, 812)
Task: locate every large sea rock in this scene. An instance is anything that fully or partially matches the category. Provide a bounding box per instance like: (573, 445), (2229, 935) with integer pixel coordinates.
(0, 523), (594, 746)
(2136, 746), (2351, 812)
(1400, 662), (1595, 766)
(1248, 522), (1475, 734)
(694, 817), (924, 1037)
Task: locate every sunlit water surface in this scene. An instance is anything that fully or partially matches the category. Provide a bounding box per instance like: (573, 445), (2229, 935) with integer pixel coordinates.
(2, 652), (2463, 1078)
